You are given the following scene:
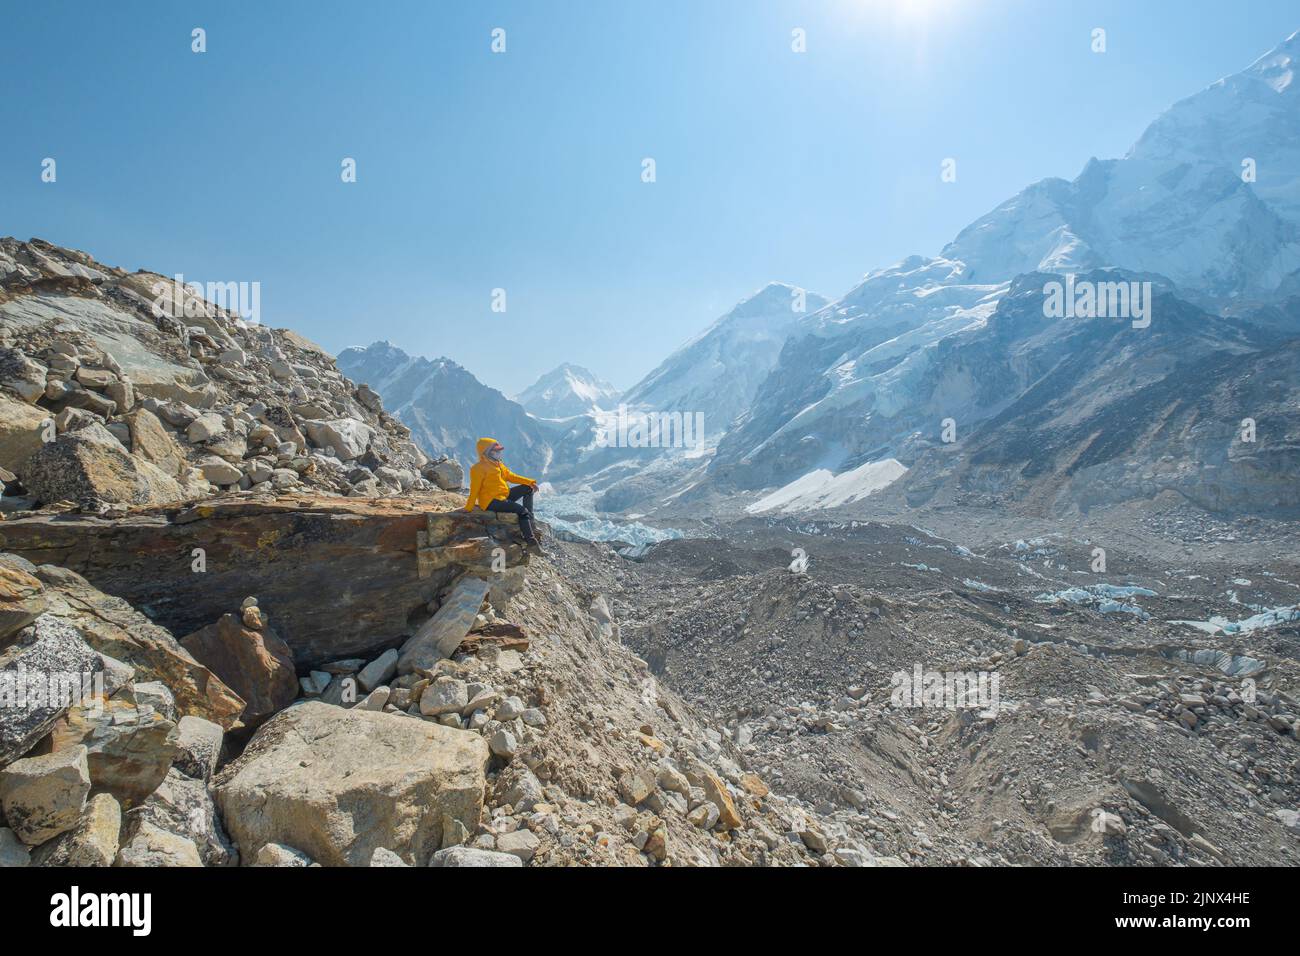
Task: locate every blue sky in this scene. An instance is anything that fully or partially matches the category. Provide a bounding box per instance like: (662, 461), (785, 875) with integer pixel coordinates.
(3, 1), (1297, 393)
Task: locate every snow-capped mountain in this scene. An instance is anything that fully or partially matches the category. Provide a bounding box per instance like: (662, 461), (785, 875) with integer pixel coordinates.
(1129, 29), (1300, 228)
(945, 32), (1300, 301)
(337, 341), (557, 477)
(707, 30), (1300, 511)
(621, 282), (829, 438)
(516, 363), (619, 419)
(712, 259), (1006, 490)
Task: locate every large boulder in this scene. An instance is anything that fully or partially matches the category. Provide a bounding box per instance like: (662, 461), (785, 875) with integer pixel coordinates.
(425, 457), (464, 491)
(21, 422), (189, 507)
(304, 418), (372, 461)
(123, 407), (189, 478)
(128, 767), (236, 866)
(49, 696), (179, 806)
(0, 745), (91, 845)
(31, 792), (121, 866)
(0, 615), (102, 766)
(0, 392), (48, 477)
(180, 614), (297, 729)
(114, 820), (203, 867)
(26, 565), (245, 730)
(214, 702), (489, 866)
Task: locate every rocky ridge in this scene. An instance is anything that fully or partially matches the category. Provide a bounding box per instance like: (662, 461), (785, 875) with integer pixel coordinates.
(0, 238), (466, 515)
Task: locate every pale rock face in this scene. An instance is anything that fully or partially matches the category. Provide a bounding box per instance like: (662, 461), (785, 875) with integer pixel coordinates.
(304, 417), (373, 461)
(131, 768), (237, 867)
(114, 820), (203, 867)
(425, 457), (464, 491)
(172, 716), (225, 783)
(0, 745), (92, 846)
(31, 792), (122, 867)
(398, 576), (491, 675)
(428, 845), (523, 867)
(214, 702), (489, 867)
(0, 392), (52, 476)
(253, 843), (315, 867)
(369, 847), (409, 867)
(0, 239), (432, 505)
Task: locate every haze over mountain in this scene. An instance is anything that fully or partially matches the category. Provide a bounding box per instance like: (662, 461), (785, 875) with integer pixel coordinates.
(704, 30), (1300, 518)
(336, 31), (1300, 525)
(621, 282), (829, 439)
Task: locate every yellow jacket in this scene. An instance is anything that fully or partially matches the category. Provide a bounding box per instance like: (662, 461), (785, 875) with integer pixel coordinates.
(465, 437), (535, 511)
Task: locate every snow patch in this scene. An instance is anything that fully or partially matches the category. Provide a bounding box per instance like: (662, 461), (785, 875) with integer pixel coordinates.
(746, 459), (907, 514)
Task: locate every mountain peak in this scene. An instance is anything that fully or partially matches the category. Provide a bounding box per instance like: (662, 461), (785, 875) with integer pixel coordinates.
(1242, 29), (1298, 93)
(516, 363), (619, 419)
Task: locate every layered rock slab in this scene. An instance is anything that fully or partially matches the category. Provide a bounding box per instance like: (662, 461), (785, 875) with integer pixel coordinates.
(0, 495), (529, 667)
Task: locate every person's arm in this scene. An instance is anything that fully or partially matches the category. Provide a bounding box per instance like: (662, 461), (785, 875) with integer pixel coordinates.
(464, 467), (481, 510)
(503, 465), (536, 487)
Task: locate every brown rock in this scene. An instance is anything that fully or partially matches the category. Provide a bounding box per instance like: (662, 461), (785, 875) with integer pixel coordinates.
(21, 423), (188, 507)
(739, 773), (770, 799)
(180, 613), (297, 729)
(0, 393), (49, 477)
(618, 767), (657, 806)
(123, 407), (186, 477)
(27, 564), (245, 730)
(49, 696), (179, 806)
(696, 767), (743, 830)
(0, 563), (46, 644)
(0, 497), (529, 668)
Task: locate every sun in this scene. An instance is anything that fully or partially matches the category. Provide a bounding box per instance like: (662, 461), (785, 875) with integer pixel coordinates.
(841, 0), (964, 30)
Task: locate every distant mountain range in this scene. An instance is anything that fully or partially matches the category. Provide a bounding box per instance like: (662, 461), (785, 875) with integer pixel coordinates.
(706, 30), (1300, 517)
(337, 342), (557, 478)
(346, 31), (1300, 520)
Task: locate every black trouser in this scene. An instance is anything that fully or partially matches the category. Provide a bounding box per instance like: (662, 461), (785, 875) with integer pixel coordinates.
(487, 484), (537, 541)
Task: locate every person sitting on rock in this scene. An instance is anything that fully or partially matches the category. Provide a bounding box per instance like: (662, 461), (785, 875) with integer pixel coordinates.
(465, 437), (542, 549)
